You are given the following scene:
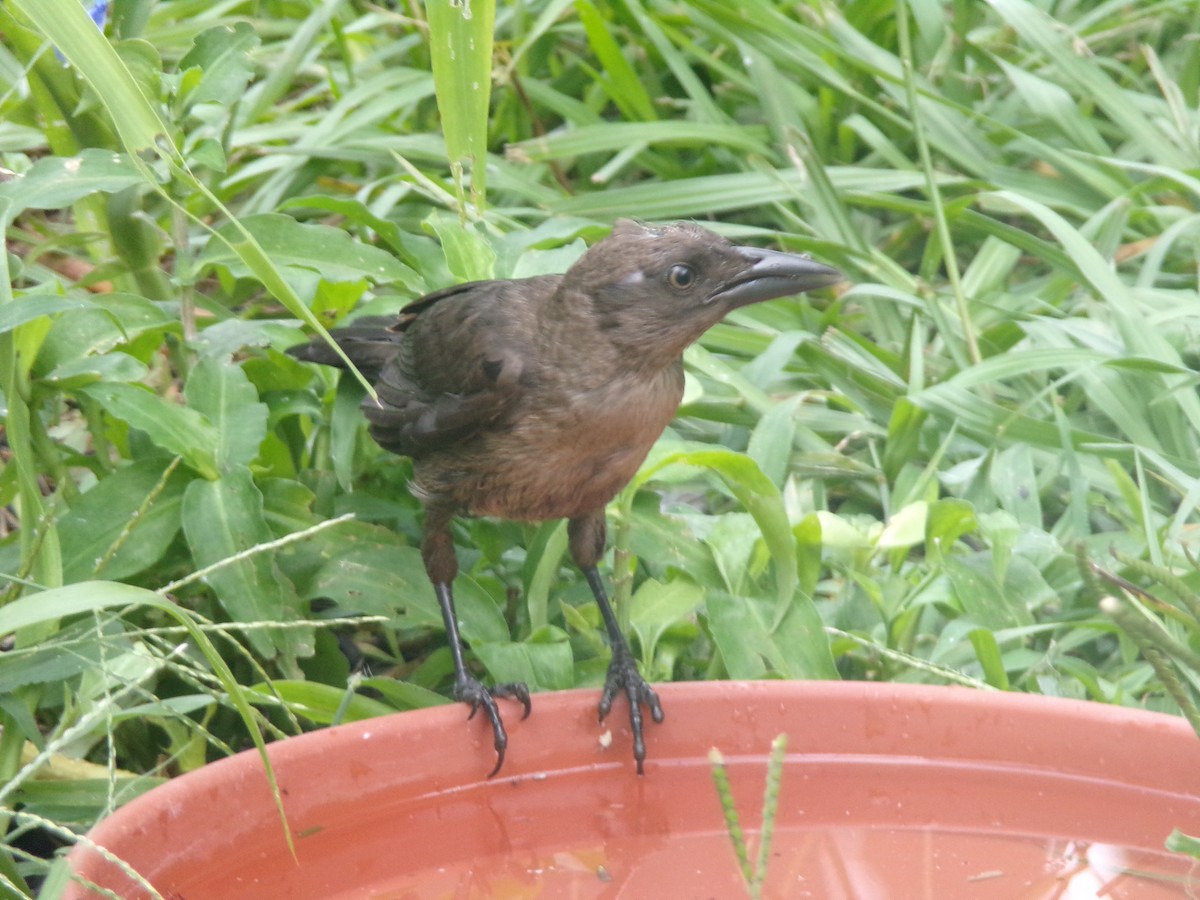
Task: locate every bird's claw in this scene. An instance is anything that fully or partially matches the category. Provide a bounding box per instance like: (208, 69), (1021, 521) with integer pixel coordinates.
(598, 646), (664, 775)
(455, 677), (531, 777)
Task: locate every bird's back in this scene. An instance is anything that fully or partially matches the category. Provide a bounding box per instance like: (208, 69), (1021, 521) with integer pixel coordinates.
(288, 275), (565, 463)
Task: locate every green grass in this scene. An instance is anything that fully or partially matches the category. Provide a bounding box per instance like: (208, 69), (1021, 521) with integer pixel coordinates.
(2, 0), (1200, 893)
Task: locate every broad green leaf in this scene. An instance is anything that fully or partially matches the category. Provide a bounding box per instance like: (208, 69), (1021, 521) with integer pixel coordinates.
(473, 626), (574, 691)
(302, 532), (509, 645)
(0, 296), (92, 335)
(1166, 830), (1200, 859)
(426, 213), (497, 283)
(707, 591), (836, 680)
(199, 214), (419, 288)
(747, 399), (797, 488)
(626, 496), (723, 585)
(0, 619), (121, 695)
(34, 292), (174, 374)
(635, 444), (797, 607)
(629, 578), (704, 671)
(181, 467), (312, 665)
(705, 513), (763, 596)
(524, 520), (567, 633)
(794, 514), (822, 598)
(328, 375), (366, 492)
(58, 458), (190, 583)
(943, 555), (1033, 630)
(80, 382), (219, 479)
(178, 23), (260, 109)
(926, 499), (979, 559)
(0, 150), (143, 219)
(989, 444), (1042, 528)
(42, 352), (147, 387)
(185, 357), (269, 472)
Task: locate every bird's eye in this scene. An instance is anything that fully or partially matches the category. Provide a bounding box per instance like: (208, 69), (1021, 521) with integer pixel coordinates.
(667, 264), (696, 290)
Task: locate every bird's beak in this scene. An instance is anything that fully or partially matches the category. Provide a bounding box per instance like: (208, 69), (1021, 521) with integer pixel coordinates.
(712, 246), (842, 309)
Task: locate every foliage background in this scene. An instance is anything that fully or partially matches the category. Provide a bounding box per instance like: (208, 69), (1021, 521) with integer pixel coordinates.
(2, 0), (1200, 893)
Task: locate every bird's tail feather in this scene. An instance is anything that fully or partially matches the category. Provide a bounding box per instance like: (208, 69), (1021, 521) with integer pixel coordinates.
(287, 316), (402, 384)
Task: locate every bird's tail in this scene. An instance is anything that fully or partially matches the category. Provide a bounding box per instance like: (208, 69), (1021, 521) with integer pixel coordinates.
(287, 316), (403, 384)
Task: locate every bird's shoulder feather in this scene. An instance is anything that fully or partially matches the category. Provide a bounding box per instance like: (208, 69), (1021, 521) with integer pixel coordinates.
(366, 275), (561, 458)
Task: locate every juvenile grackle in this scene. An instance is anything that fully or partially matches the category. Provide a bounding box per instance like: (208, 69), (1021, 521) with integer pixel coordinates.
(289, 220), (840, 776)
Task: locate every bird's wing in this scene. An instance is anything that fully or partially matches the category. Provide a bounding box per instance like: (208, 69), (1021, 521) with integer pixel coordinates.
(363, 276), (559, 458)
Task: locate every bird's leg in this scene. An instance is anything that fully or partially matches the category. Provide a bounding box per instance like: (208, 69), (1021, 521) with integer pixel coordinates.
(424, 505), (531, 777)
(568, 512), (664, 774)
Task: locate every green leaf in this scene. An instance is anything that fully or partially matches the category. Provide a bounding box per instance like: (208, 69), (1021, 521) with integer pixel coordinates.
(359, 676), (453, 711)
(707, 591), (837, 680)
(747, 399), (797, 488)
(0, 295), (93, 335)
(575, 0), (657, 122)
(626, 496), (723, 585)
(635, 444), (797, 607)
(181, 467), (312, 665)
(944, 555), (1034, 630)
(80, 382), (219, 479)
(968, 627), (1010, 690)
(794, 514), (822, 598)
(426, 0), (495, 207)
(58, 458), (190, 582)
(509, 121), (770, 162)
(877, 501), (928, 550)
(10, 0), (169, 154)
(426, 213), (496, 283)
(179, 23), (260, 109)
(0, 150), (144, 219)
(198, 214), (420, 289)
(0, 620), (116, 695)
(0, 580), (289, 842)
(989, 444), (1042, 528)
(472, 626), (574, 691)
(248, 680), (392, 725)
(184, 357), (269, 472)
(43, 351), (147, 387)
(1166, 830), (1200, 859)
(301, 529), (509, 645)
(524, 520), (567, 632)
(629, 578), (704, 671)
(926, 499), (978, 559)
(705, 513), (763, 596)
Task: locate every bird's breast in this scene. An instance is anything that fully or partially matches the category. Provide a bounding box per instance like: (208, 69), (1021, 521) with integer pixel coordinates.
(422, 366), (685, 521)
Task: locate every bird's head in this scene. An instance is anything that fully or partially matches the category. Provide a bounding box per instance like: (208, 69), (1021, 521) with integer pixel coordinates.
(561, 220), (841, 365)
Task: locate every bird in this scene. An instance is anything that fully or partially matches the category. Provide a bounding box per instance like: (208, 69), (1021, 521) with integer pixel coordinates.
(289, 220), (840, 776)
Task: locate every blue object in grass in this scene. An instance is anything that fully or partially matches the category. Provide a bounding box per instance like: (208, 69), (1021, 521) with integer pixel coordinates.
(86, 1), (110, 29)
(54, 1), (109, 61)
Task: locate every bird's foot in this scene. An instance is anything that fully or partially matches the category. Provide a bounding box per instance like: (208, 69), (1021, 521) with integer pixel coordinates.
(598, 646), (664, 775)
(455, 677), (532, 777)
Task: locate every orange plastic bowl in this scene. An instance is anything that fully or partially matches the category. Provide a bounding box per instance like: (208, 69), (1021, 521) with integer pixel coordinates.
(61, 682), (1200, 898)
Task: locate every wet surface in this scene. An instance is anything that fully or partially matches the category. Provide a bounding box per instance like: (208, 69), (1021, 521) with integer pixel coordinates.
(216, 754), (1200, 899)
(346, 829), (1193, 899)
(63, 683), (1200, 899)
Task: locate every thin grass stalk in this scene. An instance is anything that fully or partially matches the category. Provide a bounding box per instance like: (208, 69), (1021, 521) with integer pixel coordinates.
(896, 0), (980, 367)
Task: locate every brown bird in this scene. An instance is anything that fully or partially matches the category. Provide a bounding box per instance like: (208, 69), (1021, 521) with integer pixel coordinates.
(290, 220), (840, 775)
